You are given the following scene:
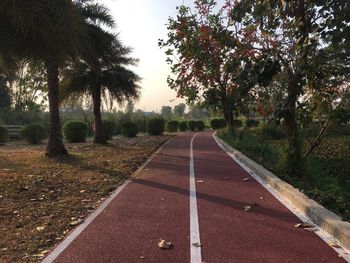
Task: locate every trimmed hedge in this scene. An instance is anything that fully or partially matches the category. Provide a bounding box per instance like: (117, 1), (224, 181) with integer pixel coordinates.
(210, 118), (226, 130)
(0, 126), (9, 143)
(62, 121), (88, 143)
(187, 120), (196, 131)
(179, 121), (188, 132)
(195, 120), (205, 131)
(165, 120), (179, 133)
(102, 120), (115, 140)
(246, 119), (260, 128)
(147, 117), (165, 135)
(21, 124), (46, 144)
(121, 122), (138, 138)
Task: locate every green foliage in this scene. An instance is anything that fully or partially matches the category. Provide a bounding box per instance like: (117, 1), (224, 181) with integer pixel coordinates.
(147, 117), (165, 135)
(245, 119), (260, 128)
(179, 121), (188, 131)
(256, 122), (286, 140)
(165, 120), (179, 133)
(121, 122), (138, 138)
(210, 118), (226, 130)
(233, 119), (243, 127)
(0, 126), (9, 143)
(195, 120), (205, 131)
(21, 124), (46, 144)
(62, 121), (88, 143)
(187, 120), (196, 131)
(102, 120), (115, 140)
(161, 106), (173, 119)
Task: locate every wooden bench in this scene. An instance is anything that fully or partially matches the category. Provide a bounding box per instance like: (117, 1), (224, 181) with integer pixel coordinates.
(3, 125), (23, 140)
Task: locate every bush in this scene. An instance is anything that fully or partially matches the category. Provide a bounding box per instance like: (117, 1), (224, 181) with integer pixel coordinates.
(246, 119), (260, 128)
(0, 126), (9, 143)
(102, 120), (116, 140)
(233, 119), (243, 127)
(256, 122), (285, 140)
(121, 122), (138, 137)
(187, 120), (196, 131)
(179, 121), (188, 132)
(165, 120), (179, 133)
(21, 124), (46, 144)
(210, 118), (226, 130)
(147, 117), (165, 135)
(195, 120), (205, 131)
(62, 121), (88, 143)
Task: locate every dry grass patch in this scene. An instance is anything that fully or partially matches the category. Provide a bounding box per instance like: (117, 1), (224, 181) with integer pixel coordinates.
(0, 135), (172, 262)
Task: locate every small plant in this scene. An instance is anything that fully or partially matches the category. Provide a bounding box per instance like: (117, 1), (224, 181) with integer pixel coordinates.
(246, 119), (260, 128)
(147, 117), (165, 135)
(256, 122), (285, 140)
(210, 118), (226, 130)
(187, 120), (196, 131)
(121, 122), (138, 137)
(195, 120), (205, 131)
(0, 126), (9, 143)
(21, 124), (46, 144)
(102, 120), (116, 140)
(179, 121), (188, 131)
(165, 120), (179, 133)
(62, 121), (88, 143)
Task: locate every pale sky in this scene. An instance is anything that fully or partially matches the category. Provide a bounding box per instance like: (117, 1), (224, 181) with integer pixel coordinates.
(103, 0), (188, 112)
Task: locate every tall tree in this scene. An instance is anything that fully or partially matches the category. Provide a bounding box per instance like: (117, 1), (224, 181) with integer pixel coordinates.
(61, 36), (140, 143)
(173, 103), (186, 118)
(161, 106), (173, 119)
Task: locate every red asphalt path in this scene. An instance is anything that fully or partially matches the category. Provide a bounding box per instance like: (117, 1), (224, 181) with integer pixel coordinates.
(44, 132), (345, 263)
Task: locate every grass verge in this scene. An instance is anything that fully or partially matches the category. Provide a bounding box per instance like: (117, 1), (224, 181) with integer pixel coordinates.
(218, 130), (350, 221)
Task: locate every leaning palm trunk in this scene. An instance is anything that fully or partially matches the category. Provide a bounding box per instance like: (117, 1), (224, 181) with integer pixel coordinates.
(92, 85), (106, 144)
(46, 60), (67, 156)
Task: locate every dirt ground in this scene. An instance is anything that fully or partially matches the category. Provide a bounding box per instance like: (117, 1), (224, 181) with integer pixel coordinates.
(0, 135), (172, 263)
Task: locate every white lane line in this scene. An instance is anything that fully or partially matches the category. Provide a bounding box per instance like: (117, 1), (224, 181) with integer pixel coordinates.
(190, 133), (202, 263)
(42, 137), (174, 263)
(213, 133), (350, 263)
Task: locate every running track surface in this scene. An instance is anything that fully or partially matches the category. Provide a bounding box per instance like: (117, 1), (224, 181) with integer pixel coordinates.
(44, 132), (345, 263)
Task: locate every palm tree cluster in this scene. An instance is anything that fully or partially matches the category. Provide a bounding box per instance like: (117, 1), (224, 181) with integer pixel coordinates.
(0, 0), (140, 155)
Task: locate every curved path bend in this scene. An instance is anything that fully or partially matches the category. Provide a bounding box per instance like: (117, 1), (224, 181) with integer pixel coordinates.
(43, 132), (346, 263)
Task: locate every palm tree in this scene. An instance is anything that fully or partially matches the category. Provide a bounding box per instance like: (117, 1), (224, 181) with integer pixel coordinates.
(61, 36), (140, 143)
(0, 0), (116, 155)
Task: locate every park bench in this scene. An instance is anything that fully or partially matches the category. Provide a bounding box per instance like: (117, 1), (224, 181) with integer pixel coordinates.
(3, 125), (23, 140)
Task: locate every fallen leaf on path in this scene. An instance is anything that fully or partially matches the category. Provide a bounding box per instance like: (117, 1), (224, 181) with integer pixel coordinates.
(197, 180), (204, 183)
(158, 239), (172, 249)
(79, 190), (86, 193)
(244, 205), (252, 212)
(294, 223), (314, 229)
(145, 169), (150, 171)
(192, 242), (202, 247)
(259, 197), (264, 200)
(224, 177), (230, 180)
(304, 228), (318, 232)
(243, 178), (250, 182)
(36, 226), (45, 231)
(140, 256), (145, 259)
(329, 242), (341, 248)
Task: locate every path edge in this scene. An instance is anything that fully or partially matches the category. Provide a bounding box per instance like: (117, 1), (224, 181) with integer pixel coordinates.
(42, 136), (175, 263)
(213, 132), (350, 253)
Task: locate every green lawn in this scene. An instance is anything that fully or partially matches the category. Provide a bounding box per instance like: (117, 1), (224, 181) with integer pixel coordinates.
(218, 130), (350, 221)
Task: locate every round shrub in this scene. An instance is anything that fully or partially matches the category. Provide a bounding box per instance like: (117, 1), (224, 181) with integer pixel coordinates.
(246, 119), (260, 128)
(179, 121), (188, 132)
(187, 120), (196, 131)
(102, 120), (115, 140)
(210, 118), (226, 130)
(0, 126), (9, 143)
(165, 120), (179, 133)
(121, 122), (138, 138)
(21, 124), (46, 144)
(195, 120), (205, 131)
(147, 117), (165, 135)
(62, 121), (88, 143)
(233, 119), (243, 127)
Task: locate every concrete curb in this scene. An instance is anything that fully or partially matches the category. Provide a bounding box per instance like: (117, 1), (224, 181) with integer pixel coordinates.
(214, 133), (350, 253)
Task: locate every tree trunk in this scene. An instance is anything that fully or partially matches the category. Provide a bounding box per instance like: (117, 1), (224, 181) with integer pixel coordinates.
(284, 74), (302, 177)
(46, 61), (67, 156)
(92, 85), (106, 144)
(224, 110), (234, 135)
